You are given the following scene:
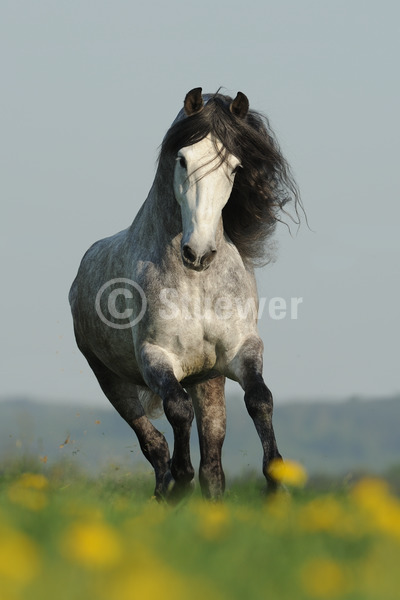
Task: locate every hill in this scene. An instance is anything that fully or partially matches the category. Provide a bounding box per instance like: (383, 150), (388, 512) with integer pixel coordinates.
(0, 394), (399, 478)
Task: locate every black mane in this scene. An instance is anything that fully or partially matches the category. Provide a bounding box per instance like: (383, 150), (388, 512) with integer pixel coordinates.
(159, 92), (301, 266)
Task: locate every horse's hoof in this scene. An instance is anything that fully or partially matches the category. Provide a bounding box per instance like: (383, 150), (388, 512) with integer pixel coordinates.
(160, 470), (174, 497)
(263, 480), (290, 498)
(165, 477), (195, 504)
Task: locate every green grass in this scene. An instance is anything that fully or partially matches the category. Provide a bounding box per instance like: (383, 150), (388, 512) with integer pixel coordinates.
(1, 460), (400, 600)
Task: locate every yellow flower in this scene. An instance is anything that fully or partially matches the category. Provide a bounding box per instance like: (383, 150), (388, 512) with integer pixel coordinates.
(192, 502), (231, 540)
(103, 544), (224, 600)
(105, 561), (187, 600)
(351, 477), (390, 509)
(17, 473), (49, 489)
(351, 477), (400, 538)
(0, 527), (41, 584)
(61, 521), (122, 568)
(268, 458), (307, 487)
(299, 496), (349, 534)
(8, 473), (49, 511)
(300, 558), (350, 598)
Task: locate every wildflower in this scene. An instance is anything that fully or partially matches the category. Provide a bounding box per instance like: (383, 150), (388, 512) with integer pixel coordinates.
(268, 458), (307, 487)
(7, 473), (49, 511)
(351, 477), (391, 510)
(0, 527), (41, 583)
(104, 543), (222, 600)
(300, 558), (350, 598)
(105, 560), (187, 600)
(351, 477), (400, 538)
(192, 502), (231, 540)
(61, 521), (122, 568)
(15, 473), (48, 490)
(299, 496), (349, 534)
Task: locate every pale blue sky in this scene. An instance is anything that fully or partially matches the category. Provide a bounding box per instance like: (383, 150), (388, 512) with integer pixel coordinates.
(1, 0), (399, 405)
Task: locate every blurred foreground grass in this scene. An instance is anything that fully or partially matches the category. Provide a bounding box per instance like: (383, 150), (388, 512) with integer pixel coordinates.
(1, 458), (400, 600)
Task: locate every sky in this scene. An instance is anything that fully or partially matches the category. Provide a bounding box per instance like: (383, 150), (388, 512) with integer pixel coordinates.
(1, 0), (399, 406)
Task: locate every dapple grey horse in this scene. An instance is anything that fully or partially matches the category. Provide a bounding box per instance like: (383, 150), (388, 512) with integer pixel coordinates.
(69, 88), (300, 500)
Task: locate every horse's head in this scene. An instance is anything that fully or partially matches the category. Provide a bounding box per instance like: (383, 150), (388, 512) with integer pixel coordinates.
(173, 88), (249, 271)
(174, 135), (241, 270)
(159, 87), (301, 269)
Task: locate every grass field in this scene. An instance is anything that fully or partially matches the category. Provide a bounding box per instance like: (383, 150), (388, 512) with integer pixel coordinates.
(1, 458), (399, 600)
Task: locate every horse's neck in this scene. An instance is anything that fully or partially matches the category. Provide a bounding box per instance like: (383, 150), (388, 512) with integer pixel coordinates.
(129, 178), (181, 249)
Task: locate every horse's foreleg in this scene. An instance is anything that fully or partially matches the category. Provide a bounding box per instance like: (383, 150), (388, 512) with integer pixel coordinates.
(128, 414), (172, 499)
(140, 344), (195, 500)
(187, 376), (226, 500)
(83, 351), (170, 499)
(227, 336), (282, 492)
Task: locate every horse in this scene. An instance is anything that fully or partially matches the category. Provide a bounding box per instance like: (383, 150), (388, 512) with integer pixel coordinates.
(69, 87), (301, 500)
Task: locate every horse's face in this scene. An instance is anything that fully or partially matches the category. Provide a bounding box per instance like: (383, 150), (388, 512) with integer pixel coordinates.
(173, 135), (240, 271)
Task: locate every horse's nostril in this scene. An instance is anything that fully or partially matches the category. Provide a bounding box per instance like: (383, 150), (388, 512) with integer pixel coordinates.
(182, 244), (197, 263)
(201, 249), (217, 266)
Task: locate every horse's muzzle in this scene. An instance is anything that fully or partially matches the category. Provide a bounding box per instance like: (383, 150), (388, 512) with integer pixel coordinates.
(182, 244), (216, 271)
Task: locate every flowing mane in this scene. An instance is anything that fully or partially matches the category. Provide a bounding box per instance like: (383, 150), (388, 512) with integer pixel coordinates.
(158, 91), (301, 266)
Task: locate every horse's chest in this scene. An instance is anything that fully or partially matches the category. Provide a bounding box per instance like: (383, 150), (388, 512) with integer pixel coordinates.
(153, 286), (256, 375)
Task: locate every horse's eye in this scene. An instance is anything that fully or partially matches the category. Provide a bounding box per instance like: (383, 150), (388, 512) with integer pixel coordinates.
(178, 156), (187, 169)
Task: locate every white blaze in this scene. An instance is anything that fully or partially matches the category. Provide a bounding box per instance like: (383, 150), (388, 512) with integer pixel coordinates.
(173, 135), (240, 260)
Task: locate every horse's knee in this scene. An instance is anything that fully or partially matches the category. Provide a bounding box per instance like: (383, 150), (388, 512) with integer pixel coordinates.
(132, 416), (170, 468)
(164, 392), (194, 427)
(244, 381), (273, 421)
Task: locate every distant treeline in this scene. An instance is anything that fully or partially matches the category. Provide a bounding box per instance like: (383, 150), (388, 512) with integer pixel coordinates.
(1, 395), (399, 480)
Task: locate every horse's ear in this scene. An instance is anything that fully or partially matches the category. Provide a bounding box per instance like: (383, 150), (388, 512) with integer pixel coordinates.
(230, 92), (249, 119)
(184, 88), (204, 116)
